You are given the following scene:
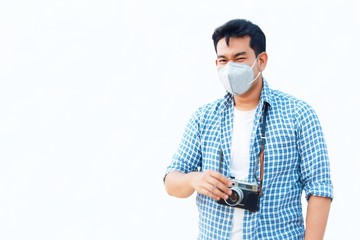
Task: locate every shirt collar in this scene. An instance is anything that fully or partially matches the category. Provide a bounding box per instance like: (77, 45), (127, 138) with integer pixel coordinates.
(220, 78), (273, 111)
(260, 78), (273, 109)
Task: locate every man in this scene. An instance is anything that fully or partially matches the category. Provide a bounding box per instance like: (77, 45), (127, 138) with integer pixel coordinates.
(164, 19), (333, 240)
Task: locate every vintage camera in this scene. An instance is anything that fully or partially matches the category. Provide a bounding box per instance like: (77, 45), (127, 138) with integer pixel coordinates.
(217, 178), (260, 212)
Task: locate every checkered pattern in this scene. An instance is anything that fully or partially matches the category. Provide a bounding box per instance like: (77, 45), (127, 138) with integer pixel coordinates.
(165, 80), (333, 240)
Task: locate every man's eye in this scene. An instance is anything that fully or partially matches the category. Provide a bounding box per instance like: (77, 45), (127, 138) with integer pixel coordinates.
(236, 58), (245, 62)
(219, 59), (228, 63)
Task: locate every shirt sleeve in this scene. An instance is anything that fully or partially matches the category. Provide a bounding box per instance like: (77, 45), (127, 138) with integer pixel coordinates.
(165, 108), (203, 176)
(296, 103), (334, 201)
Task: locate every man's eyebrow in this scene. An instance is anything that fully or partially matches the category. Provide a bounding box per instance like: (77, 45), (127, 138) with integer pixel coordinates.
(217, 51), (247, 58)
(234, 51), (247, 57)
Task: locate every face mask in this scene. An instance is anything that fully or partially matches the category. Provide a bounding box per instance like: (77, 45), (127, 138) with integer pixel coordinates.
(218, 58), (261, 96)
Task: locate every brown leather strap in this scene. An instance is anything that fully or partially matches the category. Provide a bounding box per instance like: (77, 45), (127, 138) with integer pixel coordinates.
(259, 149), (264, 182)
(259, 148), (265, 195)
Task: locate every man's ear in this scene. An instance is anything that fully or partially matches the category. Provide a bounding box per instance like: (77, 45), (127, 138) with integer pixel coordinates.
(258, 52), (268, 71)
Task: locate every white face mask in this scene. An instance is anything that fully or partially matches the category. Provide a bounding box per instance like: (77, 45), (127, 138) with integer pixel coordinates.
(218, 58), (261, 96)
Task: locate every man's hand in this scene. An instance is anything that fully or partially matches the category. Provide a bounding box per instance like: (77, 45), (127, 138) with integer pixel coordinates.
(190, 170), (232, 201)
(164, 170), (232, 200)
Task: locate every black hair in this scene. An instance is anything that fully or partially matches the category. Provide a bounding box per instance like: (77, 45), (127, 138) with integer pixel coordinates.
(212, 19), (266, 56)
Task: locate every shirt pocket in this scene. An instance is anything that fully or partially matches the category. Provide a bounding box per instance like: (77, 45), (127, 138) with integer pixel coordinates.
(264, 133), (298, 178)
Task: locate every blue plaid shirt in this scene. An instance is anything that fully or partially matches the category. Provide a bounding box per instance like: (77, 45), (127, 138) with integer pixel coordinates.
(165, 80), (333, 240)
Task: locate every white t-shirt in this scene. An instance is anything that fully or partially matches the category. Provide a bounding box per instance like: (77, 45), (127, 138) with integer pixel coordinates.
(230, 107), (256, 240)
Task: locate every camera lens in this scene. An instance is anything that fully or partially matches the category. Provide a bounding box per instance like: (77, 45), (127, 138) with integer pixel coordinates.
(225, 188), (244, 206)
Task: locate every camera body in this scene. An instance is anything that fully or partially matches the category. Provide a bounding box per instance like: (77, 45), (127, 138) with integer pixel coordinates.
(217, 178), (260, 212)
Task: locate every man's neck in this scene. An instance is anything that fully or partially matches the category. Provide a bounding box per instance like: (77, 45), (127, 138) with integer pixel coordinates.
(233, 78), (263, 111)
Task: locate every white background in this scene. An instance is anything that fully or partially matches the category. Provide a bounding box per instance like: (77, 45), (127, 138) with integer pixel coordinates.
(0, 0), (359, 239)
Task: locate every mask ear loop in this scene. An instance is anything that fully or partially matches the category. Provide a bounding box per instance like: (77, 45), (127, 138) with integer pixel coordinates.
(249, 55), (262, 85)
(249, 71), (261, 85)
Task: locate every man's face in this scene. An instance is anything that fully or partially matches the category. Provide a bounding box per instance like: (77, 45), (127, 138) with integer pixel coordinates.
(215, 36), (258, 69)
(215, 36), (268, 100)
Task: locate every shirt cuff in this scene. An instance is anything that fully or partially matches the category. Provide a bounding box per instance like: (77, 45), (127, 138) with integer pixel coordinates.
(304, 181), (334, 201)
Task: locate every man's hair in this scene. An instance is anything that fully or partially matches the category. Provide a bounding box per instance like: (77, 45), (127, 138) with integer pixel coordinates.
(212, 19), (266, 56)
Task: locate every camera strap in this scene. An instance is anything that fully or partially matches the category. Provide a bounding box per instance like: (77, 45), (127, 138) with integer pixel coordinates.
(218, 102), (269, 194)
(258, 102), (269, 195)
